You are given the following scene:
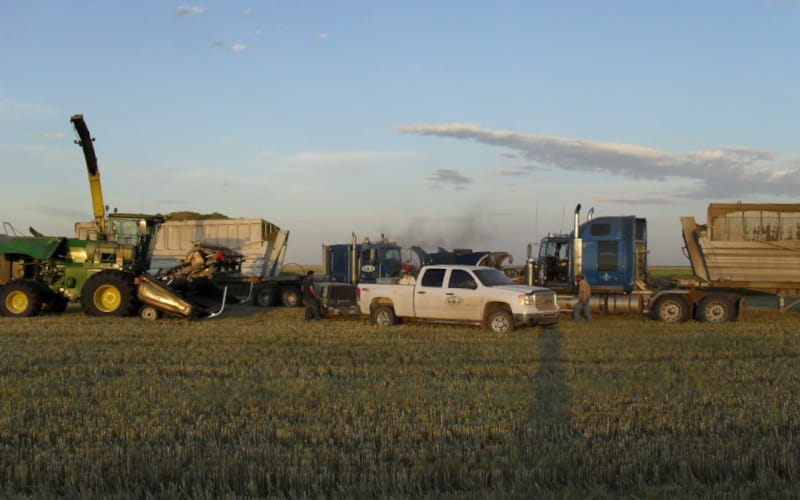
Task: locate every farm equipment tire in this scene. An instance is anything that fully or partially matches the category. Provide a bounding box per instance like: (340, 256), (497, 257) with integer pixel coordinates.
(486, 309), (515, 334)
(281, 287), (301, 308)
(371, 305), (398, 327)
(81, 270), (138, 317)
(139, 304), (162, 321)
(696, 295), (734, 323)
(0, 281), (44, 317)
(255, 287), (277, 307)
(654, 295), (690, 323)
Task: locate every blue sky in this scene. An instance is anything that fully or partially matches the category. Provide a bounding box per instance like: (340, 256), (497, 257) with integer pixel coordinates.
(3, 1), (800, 266)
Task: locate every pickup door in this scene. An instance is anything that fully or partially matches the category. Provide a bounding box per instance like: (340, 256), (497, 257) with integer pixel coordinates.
(413, 268), (482, 321)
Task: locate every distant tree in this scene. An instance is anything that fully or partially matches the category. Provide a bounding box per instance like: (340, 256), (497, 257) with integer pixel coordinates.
(165, 211), (230, 221)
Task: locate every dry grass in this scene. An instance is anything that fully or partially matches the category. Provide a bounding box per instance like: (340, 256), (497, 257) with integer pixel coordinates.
(1, 304), (799, 498)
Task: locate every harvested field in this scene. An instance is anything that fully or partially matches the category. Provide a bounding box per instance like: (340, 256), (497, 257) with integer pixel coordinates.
(1, 302), (799, 498)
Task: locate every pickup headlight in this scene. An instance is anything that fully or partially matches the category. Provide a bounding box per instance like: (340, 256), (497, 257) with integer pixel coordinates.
(519, 294), (535, 305)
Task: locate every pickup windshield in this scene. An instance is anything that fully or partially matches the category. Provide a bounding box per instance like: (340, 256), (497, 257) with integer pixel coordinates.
(473, 268), (516, 287)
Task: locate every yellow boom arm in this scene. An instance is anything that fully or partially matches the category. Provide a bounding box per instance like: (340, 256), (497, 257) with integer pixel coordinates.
(70, 114), (106, 236)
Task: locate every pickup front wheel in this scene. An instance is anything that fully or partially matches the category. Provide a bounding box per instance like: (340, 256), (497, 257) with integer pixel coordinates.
(487, 309), (515, 334)
(371, 305), (398, 327)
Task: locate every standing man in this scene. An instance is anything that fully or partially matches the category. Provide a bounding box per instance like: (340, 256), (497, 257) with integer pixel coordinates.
(302, 270), (322, 321)
(573, 273), (592, 323)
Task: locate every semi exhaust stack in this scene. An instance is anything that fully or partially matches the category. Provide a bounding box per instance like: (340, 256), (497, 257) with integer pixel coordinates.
(572, 204), (583, 282)
(351, 232), (358, 285)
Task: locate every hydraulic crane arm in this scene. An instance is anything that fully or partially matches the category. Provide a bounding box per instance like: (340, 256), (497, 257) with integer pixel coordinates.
(70, 114), (106, 235)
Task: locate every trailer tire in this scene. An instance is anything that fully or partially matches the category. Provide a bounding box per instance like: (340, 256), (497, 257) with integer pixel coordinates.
(654, 295), (690, 323)
(486, 309), (515, 334)
(696, 295), (734, 323)
(0, 281), (44, 317)
(255, 287), (277, 307)
(371, 305), (398, 327)
(139, 305), (162, 321)
(281, 287), (301, 308)
(81, 270), (138, 317)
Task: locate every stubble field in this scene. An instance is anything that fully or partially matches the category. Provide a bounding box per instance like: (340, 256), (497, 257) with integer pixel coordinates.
(1, 300), (799, 498)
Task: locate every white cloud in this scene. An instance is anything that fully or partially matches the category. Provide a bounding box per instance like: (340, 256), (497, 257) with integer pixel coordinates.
(285, 150), (416, 165)
(176, 5), (205, 16)
(425, 168), (473, 191)
(315, 33), (329, 40)
(396, 123), (800, 199)
(37, 132), (65, 140)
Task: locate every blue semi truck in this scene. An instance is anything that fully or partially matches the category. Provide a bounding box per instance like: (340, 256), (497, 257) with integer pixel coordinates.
(529, 203), (800, 323)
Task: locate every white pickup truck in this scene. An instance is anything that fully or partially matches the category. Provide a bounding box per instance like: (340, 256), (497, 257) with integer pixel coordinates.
(356, 265), (559, 333)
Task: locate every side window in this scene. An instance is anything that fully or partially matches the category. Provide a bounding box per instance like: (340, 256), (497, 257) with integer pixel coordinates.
(448, 270), (476, 289)
(420, 268), (445, 288)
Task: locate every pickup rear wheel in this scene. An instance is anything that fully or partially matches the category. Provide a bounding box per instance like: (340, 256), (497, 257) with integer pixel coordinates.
(371, 305), (398, 327)
(487, 309), (514, 334)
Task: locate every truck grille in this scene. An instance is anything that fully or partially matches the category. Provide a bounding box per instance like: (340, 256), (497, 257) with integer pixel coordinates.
(536, 293), (558, 310)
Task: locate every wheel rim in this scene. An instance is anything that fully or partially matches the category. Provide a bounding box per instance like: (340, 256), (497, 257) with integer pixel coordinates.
(659, 300), (683, 323)
(6, 290), (29, 314)
(491, 314), (511, 333)
(94, 284), (122, 313)
(141, 307), (159, 320)
(703, 301), (729, 322)
(376, 310), (391, 326)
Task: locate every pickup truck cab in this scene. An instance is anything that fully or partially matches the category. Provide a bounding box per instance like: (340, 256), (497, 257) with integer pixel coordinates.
(357, 265), (559, 333)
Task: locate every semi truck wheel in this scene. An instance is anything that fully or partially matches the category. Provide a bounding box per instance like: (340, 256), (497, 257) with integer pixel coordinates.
(281, 287), (301, 308)
(0, 281), (44, 317)
(81, 270), (138, 317)
(371, 305), (397, 326)
(255, 287), (277, 307)
(696, 295), (733, 323)
(486, 309), (514, 334)
(654, 295), (689, 323)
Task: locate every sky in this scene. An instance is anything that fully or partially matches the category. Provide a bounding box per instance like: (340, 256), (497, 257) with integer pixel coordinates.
(2, 1), (800, 266)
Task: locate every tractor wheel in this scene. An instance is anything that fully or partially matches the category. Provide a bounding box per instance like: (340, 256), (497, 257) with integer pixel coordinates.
(81, 270), (138, 317)
(486, 309), (514, 334)
(281, 287), (301, 308)
(696, 295), (734, 323)
(139, 305), (162, 321)
(654, 295), (690, 323)
(0, 281), (44, 318)
(371, 305), (398, 326)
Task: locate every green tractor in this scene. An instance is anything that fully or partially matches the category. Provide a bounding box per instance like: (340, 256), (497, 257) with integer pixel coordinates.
(0, 213), (163, 317)
(0, 114), (224, 319)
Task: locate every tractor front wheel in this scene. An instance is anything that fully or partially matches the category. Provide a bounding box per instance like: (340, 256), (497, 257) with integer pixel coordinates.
(81, 270), (138, 317)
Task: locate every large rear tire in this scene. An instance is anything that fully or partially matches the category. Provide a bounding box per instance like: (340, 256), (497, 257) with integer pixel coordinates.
(654, 295), (690, 323)
(81, 270), (138, 317)
(696, 295), (734, 323)
(0, 281), (44, 317)
(255, 287), (278, 307)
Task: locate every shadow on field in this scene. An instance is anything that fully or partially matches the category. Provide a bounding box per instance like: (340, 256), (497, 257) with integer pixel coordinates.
(532, 326), (573, 432)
